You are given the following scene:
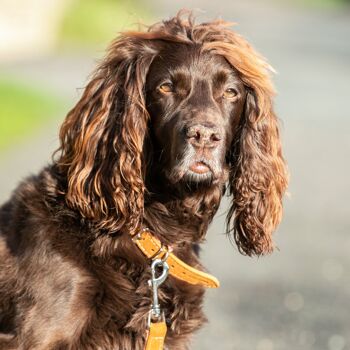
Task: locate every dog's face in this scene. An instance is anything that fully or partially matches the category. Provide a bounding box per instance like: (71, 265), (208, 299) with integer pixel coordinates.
(146, 44), (246, 187)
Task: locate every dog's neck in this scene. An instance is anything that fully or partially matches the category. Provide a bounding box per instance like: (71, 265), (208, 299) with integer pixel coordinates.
(144, 179), (224, 247)
(87, 186), (223, 261)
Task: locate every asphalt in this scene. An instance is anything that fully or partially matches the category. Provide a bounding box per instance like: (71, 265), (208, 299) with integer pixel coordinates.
(1, 1), (350, 349)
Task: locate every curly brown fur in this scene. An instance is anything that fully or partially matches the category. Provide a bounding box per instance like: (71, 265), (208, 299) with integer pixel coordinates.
(0, 12), (288, 349)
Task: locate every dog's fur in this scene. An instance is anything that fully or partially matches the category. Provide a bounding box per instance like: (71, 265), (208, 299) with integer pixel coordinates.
(0, 13), (288, 349)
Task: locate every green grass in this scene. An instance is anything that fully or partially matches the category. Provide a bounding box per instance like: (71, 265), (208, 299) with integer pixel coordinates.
(0, 78), (66, 152)
(59, 0), (152, 48)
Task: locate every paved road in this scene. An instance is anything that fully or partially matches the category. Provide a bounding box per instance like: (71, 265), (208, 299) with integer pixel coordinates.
(1, 1), (350, 349)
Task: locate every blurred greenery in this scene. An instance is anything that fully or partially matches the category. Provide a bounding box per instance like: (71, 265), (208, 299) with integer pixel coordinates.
(0, 78), (66, 152)
(0, 1), (151, 152)
(287, 0), (350, 8)
(58, 0), (152, 48)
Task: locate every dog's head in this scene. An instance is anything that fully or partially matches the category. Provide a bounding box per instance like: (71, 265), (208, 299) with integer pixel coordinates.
(146, 43), (245, 187)
(56, 13), (288, 255)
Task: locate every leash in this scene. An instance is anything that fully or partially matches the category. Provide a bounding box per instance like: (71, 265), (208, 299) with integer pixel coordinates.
(131, 228), (220, 350)
(144, 259), (169, 350)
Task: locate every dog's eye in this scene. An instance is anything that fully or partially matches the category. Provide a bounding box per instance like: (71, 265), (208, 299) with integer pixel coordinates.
(159, 82), (173, 94)
(223, 88), (238, 100)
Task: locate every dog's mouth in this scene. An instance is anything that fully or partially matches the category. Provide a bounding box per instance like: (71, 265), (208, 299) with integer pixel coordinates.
(165, 150), (228, 187)
(166, 160), (214, 185)
(181, 159), (215, 185)
(189, 161), (210, 175)
(182, 171), (213, 187)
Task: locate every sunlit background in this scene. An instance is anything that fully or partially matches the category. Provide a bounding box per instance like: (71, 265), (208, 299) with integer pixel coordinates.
(0, 0), (349, 349)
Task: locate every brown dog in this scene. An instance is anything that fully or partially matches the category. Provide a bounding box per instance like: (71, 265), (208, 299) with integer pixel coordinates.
(0, 13), (288, 350)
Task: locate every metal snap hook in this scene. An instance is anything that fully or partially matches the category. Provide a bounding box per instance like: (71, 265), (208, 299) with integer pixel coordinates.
(148, 259), (169, 320)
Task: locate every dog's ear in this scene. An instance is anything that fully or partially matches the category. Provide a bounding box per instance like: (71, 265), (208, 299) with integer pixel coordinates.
(227, 86), (288, 256)
(56, 34), (157, 234)
(202, 24), (288, 255)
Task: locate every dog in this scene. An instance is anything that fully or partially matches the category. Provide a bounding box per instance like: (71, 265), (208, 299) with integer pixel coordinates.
(0, 13), (288, 350)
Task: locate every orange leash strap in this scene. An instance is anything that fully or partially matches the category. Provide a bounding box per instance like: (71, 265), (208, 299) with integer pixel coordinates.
(144, 321), (167, 350)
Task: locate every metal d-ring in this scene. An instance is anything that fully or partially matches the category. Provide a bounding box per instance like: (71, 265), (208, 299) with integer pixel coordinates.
(161, 245), (173, 262)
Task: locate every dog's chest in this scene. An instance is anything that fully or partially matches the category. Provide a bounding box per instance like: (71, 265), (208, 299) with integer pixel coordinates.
(89, 259), (206, 346)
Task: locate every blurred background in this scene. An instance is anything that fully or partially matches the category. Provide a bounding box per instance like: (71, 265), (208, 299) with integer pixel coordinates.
(0, 0), (349, 349)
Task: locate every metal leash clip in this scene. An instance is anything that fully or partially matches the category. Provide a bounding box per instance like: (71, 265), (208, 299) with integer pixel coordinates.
(148, 258), (169, 325)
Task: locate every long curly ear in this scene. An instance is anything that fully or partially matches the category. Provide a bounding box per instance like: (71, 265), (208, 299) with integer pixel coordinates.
(227, 87), (288, 256)
(200, 22), (288, 255)
(55, 34), (157, 234)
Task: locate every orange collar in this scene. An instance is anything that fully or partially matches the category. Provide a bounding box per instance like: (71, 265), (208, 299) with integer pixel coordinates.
(132, 228), (220, 288)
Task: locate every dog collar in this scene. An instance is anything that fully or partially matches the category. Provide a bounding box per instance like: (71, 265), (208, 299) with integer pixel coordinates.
(132, 228), (220, 288)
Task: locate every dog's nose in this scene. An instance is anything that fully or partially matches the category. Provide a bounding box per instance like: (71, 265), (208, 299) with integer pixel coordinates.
(186, 124), (222, 148)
